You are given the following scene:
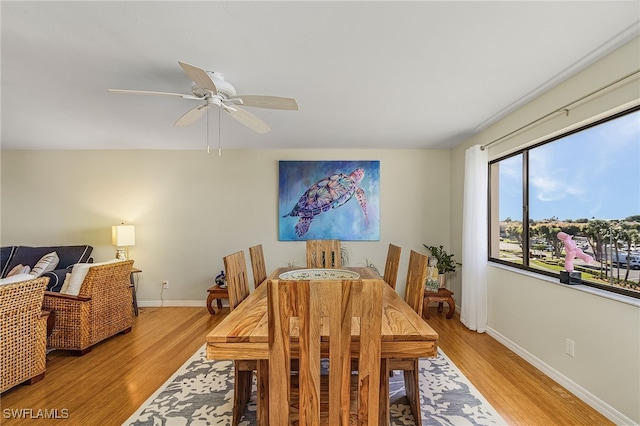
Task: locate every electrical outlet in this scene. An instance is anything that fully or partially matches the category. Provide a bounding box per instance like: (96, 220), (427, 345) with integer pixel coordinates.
(566, 338), (575, 357)
(162, 280), (169, 289)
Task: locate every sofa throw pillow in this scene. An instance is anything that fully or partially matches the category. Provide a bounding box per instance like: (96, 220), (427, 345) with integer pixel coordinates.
(61, 259), (121, 296)
(59, 272), (73, 293)
(6, 264), (31, 277)
(29, 251), (60, 277)
(61, 263), (92, 296)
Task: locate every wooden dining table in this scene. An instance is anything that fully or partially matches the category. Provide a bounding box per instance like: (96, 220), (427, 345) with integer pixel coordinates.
(206, 266), (439, 425)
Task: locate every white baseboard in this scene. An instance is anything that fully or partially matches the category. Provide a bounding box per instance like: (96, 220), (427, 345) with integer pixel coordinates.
(486, 327), (637, 426)
(138, 300), (209, 308)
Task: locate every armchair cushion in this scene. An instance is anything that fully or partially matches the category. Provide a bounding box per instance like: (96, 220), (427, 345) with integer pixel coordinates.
(0, 246), (17, 277)
(5, 245), (92, 275)
(41, 269), (69, 293)
(0, 273), (36, 285)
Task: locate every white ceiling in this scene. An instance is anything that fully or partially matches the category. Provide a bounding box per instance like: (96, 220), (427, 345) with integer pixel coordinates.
(2, 1), (639, 151)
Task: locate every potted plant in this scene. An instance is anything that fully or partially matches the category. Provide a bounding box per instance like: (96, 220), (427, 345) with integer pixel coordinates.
(423, 244), (458, 288)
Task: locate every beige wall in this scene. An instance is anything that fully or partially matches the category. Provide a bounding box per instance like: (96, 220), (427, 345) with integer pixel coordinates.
(1, 148), (451, 302)
(450, 37), (640, 423)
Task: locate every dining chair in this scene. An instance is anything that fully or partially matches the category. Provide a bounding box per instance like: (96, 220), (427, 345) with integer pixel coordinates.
(224, 250), (250, 311)
(383, 243), (402, 290)
(223, 250), (254, 425)
(268, 278), (383, 425)
(306, 239), (341, 268)
(389, 249), (429, 426)
(249, 244), (267, 289)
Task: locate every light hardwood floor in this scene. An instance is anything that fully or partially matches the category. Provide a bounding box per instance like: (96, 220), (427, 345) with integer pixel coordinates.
(0, 305), (612, 425)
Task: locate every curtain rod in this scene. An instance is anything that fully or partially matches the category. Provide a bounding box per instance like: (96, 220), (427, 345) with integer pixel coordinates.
(480, 69), (640, 151)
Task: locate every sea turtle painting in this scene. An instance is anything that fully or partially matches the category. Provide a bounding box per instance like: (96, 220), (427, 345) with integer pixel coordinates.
(283, 168), (369, 237)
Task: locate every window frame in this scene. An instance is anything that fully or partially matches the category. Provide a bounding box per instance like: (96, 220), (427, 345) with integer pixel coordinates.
(487, 105), (640, 300)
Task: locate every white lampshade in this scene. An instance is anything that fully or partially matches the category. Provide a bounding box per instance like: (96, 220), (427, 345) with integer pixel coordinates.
(112, 224), (135, 247)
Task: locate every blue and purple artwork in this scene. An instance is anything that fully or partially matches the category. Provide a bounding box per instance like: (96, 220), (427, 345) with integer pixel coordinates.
(279, 160), (380, 241)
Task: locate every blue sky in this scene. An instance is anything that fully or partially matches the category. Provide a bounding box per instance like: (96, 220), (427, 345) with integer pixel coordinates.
(499, 109), (640, 221)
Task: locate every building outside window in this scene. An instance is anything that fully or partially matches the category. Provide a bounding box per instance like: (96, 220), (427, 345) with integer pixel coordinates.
(489, 106), (640, 298)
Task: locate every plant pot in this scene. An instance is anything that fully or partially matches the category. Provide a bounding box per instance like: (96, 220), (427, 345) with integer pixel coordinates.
(438, 274), (446, 289)
(425, 278), (439, 293)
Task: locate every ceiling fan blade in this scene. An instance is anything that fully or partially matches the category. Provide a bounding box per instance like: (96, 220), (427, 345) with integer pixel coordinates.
(174, 104), (209, 127)
(225, 106), (271, 134)
(230, 95), (298, 110)
(178, 61), (218, 94)
(108, 88), (201, 100)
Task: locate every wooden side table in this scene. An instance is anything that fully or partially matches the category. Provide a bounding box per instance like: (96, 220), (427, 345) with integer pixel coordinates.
(423, 288), (455, 319)
(206, 284), (229, 315)
(130, 268), (141, 316)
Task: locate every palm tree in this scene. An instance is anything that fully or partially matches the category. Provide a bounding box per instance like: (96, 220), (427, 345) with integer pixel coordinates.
(585, 220), (610, 278)
(620, 227), (640, 282)
(609, 223), (623, 281)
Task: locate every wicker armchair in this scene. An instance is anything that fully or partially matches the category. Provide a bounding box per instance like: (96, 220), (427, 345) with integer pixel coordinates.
(1, 277), (50, 393)
(43, 260), (134, 355)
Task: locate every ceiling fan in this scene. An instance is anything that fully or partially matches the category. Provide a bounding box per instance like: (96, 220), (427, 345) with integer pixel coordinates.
(108, 61), (298, 134)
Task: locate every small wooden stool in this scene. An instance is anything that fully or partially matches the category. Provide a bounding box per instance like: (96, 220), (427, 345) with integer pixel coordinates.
(423, 288), (455, 319)
(206, 284), (229, 315)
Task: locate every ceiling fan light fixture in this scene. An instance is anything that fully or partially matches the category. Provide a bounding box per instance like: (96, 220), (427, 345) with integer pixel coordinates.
(109, 61), (297, 134)
(207, 97), (222, 107)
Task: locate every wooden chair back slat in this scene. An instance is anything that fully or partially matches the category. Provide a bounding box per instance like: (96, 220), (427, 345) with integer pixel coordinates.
(268, 278), (383, 425)
(404, 250), (429, 315)
(249, 244), (267, 289)
(383, 244), (402, 289)
(249, 244), (267, 288)
(223, 251), (250, 311)
(306, 240), (341, 268)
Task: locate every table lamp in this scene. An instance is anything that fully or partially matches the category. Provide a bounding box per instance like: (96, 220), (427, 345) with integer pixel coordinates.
(112, 224), (135, 260)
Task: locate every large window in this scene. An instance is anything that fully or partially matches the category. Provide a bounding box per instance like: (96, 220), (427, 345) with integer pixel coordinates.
(489, 106), (640, 298)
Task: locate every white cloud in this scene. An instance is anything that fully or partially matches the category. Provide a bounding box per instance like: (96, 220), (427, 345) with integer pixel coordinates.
(529, 146), (589, 204)
(531, 173), (585, 202)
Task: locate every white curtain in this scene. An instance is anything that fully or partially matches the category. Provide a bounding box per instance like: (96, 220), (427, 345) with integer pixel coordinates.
(460, 145), (488, 333)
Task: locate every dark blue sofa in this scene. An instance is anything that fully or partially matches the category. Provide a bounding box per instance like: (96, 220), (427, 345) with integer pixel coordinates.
(1, 245), (93, 292)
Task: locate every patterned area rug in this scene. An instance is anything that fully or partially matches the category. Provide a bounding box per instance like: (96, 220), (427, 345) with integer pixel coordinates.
(124, 345), (506, 425)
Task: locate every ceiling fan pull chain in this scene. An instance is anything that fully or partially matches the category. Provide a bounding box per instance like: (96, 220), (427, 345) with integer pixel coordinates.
(218, 107), (222, 156)
(207, 106), (211, 154)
